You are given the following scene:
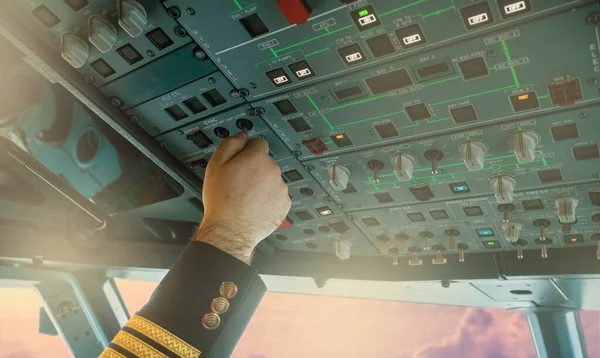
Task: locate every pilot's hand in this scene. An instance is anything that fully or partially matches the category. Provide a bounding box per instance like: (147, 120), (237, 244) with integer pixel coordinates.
(195, 132), (291, 263)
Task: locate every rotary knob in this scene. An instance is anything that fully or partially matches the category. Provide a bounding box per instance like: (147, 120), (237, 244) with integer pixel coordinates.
(555, 197), (578, 224)
(88, 16), (117, 52)
(328, 164), (350, 191)
(490, 175), (516, 204)
(117, 0), (148, 37)
(508, 130), (540, 163)
(61, 33), (89, 68)
(459, 140), (488, 171)
(390, 153), (416, 181)
(503, 222), (522, 242)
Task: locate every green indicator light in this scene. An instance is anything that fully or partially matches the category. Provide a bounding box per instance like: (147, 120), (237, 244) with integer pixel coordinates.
(359, 9), (369, 16)
(487, 242), (494, 245)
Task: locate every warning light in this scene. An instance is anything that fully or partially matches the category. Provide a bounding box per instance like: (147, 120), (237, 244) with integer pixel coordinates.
(518, 94), (529, 100)
(570, 238), (577, 242)
(482, 240), (501, 249)
(335, 134), (345, 139)
(564, 234), (583, 244)
(359, 9), (369, 16)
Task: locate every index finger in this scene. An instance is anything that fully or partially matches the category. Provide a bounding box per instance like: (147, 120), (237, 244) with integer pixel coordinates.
(209, 132), (249, 166)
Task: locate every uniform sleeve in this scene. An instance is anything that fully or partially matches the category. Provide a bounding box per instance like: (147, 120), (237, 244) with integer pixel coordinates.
(99, 241), (267, 358)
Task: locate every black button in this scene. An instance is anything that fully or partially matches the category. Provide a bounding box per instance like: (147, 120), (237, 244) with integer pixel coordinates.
(429, 210), (449, 220)
(407, 212), (426, 222)
(182, 97), (207, 115)
(164, 104), (189, 121)
(573, 144), (599, 161)
(89, 59), (116, 78)
(146, 28), (174, 50)
(239, 13), (269, 38)
(458, 57), (489, 80)
(296, 211), (314, 221)
(330, 221), (350, 233)
(283, 170), (304, 182)
(288, 60), (316, 80)
(333, 85), (365, 102)
(316, 206), (333, 216)
(366, 34), (396, 58)
(450, 105), (478, 124)
(337, 43), (367, 66)
(510, 92), (539, 112)
(522, 199), (544, 211)
(362, 217), (380, 227)
(413, 60), (453, 82)
(460, 2), (494, 30)
(497, 0), (532, 19)
(564, 234), (584, 244)
(349, 5), (381, 31)
(410, 185), (434, 201)
(266, 68), (292, 87)
(273, 99), (298, 115)
(395, 23), (426, 49)
(463, 206), (483, 216)
(186, 130), (213, 148)
(365, 69), (413, 95)
(117, 44), (143, 65)
(202, 89), (227, 107)
(405, 103), (431, 121)
(551, 123), (579, 141)
(374, 192), (394, 203)
(32, 5), (61, 28)
(288, 118), (311, 132)
(449, 182), (470, 194)
(374, 123), (399, 139)
(538, 169), (563, 183)
(330, 133), (354, 148)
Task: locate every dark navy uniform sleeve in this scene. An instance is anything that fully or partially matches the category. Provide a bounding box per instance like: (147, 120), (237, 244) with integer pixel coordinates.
(99, 242), (267, 358)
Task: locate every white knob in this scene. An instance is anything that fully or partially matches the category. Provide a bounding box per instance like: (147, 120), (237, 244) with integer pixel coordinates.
(503, 222), (522, 242)
(555, 197), (578, 224)
(490, 175), (516, 204)
(459, 140), (488, 171)
(88, 16), (117, 53)
(333, 240), (351, 260)
(390, 153), (416, 181)
(328, 164), (350, 191)
(508, 130), (540, 163)
(61, 33), (89, 68)
(117, 0), (148, 37)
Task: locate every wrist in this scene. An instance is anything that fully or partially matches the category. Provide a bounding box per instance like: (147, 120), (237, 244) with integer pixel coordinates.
(193, 222), (255, 264)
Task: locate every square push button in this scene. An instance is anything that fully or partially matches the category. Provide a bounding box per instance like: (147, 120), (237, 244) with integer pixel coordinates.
(395, 23), (426, 49)
(350, 5), (381, 31)
(497, 0), (531, 19)
(266, 68), (292, 87)
(338, 43), (367, 66)
(288, 60), (316, 80)
(460, 2), (494, 30)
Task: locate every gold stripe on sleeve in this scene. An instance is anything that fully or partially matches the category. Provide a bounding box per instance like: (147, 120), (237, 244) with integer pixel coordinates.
(98, 347), (126, 358)
(111, 331), (169, 358)
(126, 315), (201, 358)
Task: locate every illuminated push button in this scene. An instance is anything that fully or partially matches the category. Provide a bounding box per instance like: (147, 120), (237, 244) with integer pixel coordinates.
(88, 16), (117, 53)
(508, 130), (540, 163)
(117, 0), (148, 37)
(459, 140), (488, 171)
(510, 92), (539, 112)
(490, 175), (516, 204)
(349, 5), (381, 31)
(61, 33), (89, 68)
(395, 23), (426, 49)
(330, 133), (353, 148)
(503, 222), (522, 242)
(449, 182), (470, 194)
(390, 152), (416, 181)
(328, 164), (351, 191)
(460, 2), (494, 30)
(277, 0), (312, 25)
(333, 239), (351, 260)
(266, 68), (292, 87)
(555, 197), (578, 224)
(497, 0), (531, 19)
(288, 60), (316, 80)
(337, 43), (367, 66)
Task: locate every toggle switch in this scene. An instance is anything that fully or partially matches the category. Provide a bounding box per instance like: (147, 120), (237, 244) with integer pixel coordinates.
(408, 247), (423, 266)
(367, 159), (384, 183)
(376, 234), (390, 256)
(512, 239), (528, 260)
(503, 222), (522, 242)
(419, 231), (433, 251)
(508, 130), (541, 163)
(535, 237), (552, 259)
(117, 0), (148, 37)
(395, 233), (409, 254)
(391, 152), (416, 181)
(533, 218), (551, 240)
(389, 247), (400, 266)
(424, 149), (444, 175)
(555, 197), (578, 224)
(459, 140), (488, 171)
(498, 203), (516, 223)
(61, 33), (89, 68)
(457, 243), (468, 262)
(333, 239), (351, 260)
(431, 245), (447, 265)
(490, 175), (516, 204)
(88, 16), (117, 53)
(328, 164), (351, 191)
(592, 233), (600, 260)
(444, 229), (460, 251)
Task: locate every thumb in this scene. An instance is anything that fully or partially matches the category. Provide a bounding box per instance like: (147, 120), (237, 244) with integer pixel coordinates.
(209, 132), (248, 166)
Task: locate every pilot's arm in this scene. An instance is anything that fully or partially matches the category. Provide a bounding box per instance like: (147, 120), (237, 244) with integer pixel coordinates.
(99, 133), (291, 358)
